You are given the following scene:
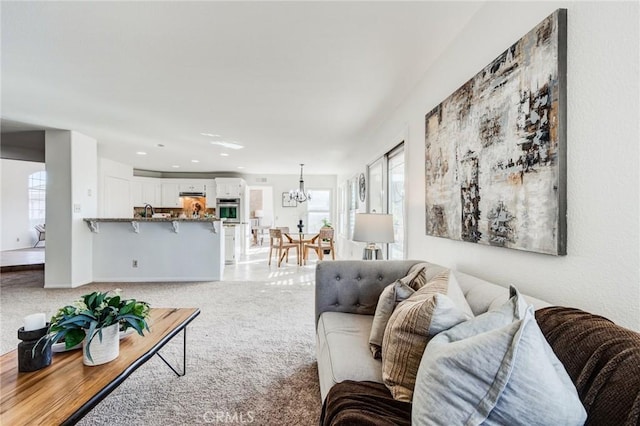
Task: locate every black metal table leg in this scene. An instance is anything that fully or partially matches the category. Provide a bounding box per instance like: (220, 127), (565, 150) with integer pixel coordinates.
(157, 326), (187, 377)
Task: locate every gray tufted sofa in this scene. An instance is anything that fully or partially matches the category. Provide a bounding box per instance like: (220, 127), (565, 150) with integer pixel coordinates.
(314, 260), (550, 401)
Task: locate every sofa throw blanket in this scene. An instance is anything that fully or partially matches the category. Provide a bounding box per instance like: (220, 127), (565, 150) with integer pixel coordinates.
(320, 380), (411, 426)
(535, 307), (640, 426)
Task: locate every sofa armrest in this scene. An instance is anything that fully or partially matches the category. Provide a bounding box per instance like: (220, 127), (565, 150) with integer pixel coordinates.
(315, 260), (420, 327)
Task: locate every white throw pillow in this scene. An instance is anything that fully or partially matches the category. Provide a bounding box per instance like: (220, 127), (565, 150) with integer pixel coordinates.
(412, 286), (587, 426)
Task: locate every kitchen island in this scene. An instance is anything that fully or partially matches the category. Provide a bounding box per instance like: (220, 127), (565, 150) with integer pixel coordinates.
(84, 218), (225, 282)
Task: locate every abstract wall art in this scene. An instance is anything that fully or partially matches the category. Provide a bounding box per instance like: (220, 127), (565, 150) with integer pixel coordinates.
(425, 9), (567, 255)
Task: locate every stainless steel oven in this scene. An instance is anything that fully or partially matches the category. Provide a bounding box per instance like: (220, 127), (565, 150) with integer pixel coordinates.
(216, 198), (241, 223)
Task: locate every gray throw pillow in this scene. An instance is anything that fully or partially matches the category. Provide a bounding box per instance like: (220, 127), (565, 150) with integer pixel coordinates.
(368, 280), (416, 359)
(412, 286), (587, 426)
(368, 265), (426, 359)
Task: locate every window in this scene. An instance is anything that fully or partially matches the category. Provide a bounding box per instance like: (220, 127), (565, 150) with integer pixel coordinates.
(387, 145), (405, 259)
(366, 142), (405, 259)
(307, 189), (331, 233)
(349, 178), (358, 238)
(368, 157), (385, 214)
(338, 183), (347, 236)
(29, 171), (46, 222)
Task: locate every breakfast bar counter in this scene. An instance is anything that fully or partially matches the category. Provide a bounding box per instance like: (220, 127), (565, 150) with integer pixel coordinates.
(83, 218), (225, 282)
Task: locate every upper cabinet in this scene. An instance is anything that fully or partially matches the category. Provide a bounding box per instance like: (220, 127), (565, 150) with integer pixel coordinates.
(129, 177), (219, 208)
(131, 178), (161, 207)
(160, 183), (181, 207)
(215, 178), (245, 198)
(179, 182), (207, 194)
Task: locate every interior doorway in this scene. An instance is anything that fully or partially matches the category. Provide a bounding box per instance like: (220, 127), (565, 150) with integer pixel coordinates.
(248, 186), (274, 246)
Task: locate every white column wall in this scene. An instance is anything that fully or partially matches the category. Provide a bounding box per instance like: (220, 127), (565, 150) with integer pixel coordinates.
(45, 130), (97, 287)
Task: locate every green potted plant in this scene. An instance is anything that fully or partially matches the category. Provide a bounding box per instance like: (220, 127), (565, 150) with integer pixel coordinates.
(43, 290), (150, 366)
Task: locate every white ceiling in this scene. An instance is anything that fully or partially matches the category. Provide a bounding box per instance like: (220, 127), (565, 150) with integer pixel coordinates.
(1, 1), (482, 174)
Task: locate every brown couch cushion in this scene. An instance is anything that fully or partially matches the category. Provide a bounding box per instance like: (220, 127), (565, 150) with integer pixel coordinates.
(320, 380), (411, 426)
(535, 307), (640, 426)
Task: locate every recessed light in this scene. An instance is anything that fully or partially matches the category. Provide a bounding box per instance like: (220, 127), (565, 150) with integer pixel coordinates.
(157, 144), (165, 148)
(191, 159), (200, 163)
(237, 166), (245, 169)
(220, 153), (229, 157)
(171, 165), (180, 168)
(201, 133), (221, 137)
(136, 151), (147, 155)
(211, 141), (244, 150)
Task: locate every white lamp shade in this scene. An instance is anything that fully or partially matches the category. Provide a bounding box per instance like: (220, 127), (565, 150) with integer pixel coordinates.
(353, 213), (394, 243)
(254, 210), (264, 218)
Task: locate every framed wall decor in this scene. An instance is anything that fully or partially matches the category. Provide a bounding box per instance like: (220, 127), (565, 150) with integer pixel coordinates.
(282, 192), (297, 208)
(424, 9), (567, 256)
(358, 173), (366, 202)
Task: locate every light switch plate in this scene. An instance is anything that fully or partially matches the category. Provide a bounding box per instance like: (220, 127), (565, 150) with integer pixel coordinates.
(73, 204), (81, 213)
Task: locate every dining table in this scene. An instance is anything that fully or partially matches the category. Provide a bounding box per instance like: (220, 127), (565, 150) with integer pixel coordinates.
(284, 232), (318, 265)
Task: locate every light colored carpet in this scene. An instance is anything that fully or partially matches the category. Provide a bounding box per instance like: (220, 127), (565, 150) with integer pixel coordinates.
(0, 269), (321, 425)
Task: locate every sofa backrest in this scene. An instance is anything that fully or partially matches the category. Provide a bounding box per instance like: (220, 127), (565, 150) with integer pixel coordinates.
(453, 269), (551, 315)
(315, 260), (418, 326)
(315, 260), (551, 326)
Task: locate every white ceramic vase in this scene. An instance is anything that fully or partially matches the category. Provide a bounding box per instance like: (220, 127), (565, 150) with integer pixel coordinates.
(82, 323), (120, 366)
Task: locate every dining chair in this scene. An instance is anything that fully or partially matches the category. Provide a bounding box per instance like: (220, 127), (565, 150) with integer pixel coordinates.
(268, 228), (299, 267)
(303, 227), (335, 264)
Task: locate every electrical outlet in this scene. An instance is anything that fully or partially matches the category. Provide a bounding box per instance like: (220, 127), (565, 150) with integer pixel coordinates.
(132, 260), (138, 268)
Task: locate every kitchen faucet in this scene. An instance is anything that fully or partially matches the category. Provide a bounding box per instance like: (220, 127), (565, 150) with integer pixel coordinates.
(144, 204), (155, 218)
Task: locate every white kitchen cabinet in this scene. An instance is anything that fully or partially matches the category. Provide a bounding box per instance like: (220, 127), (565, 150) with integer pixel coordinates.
(160, 183), (182, 207)
(224, 225), (240, 264)
(204, 179), (216, 200)
(131, 178), (161, 207)
(215, 178), (245, 198)
(179, 182), (207, 194)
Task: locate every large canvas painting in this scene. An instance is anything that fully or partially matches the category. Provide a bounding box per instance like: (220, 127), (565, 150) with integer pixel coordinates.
(425, 9), (567, 255)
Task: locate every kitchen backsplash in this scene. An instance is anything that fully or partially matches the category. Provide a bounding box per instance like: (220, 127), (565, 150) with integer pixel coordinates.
(134, 196), (215, 218)
(133, 207), (215, 218)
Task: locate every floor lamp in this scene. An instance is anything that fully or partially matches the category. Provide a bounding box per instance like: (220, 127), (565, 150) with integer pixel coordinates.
(352, 213), (394, 260)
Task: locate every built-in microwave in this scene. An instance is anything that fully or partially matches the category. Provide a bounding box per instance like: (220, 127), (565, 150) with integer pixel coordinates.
(216, 198), (240, 223)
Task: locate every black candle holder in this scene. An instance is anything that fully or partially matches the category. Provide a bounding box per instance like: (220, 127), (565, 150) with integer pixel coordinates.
(297, 220), (304, 233)
(18, 324), (52, 372)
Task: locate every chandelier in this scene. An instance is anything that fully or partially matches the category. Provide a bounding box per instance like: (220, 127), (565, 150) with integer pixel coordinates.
(289, 163), (311, 203)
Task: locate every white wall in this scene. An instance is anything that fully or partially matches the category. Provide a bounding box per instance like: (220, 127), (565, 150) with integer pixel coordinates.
(0, 159), (46, 250)
(342, 2), (639, 330)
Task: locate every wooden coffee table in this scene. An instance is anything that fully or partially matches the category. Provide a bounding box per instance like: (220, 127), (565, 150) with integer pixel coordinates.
(0, 307), (200, 425)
